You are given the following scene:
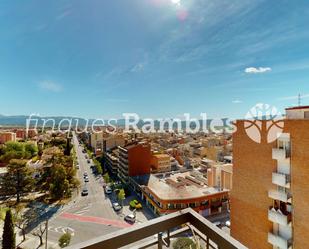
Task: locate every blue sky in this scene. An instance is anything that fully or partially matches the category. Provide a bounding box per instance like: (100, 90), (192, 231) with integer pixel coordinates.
(1, 0), (309, 119)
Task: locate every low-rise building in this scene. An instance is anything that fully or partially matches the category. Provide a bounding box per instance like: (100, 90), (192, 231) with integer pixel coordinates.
(131, 170), (229, 216)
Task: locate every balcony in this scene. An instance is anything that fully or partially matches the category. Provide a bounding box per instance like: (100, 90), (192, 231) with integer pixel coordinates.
(272, 172), (291, 188)
(268, 207), (292, 226)
(268, 232), (292, 249)
(119, 156), (128, 164)
(119, 159), (128, 169)
(268, 190), (291, 203)
(67, 208), (247, 249)
(272, 148), (290, 160)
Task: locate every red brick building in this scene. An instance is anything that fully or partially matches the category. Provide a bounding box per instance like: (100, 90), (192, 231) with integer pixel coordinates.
(231, 106), (309, 249)
(118, 142), (151, 183)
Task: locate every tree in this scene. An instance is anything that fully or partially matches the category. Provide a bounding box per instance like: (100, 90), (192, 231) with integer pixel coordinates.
(93, 159), (103, 175)
(24, 142), (38, 158)
(64, 138), (71, 156)
(2, 159), (34, 203)
(173, 237), (197, 249)
(0, 142), (24, 162)
(32, 222), (47, 246)
(49, 165), (71, 199)
(103, 173), (111, 184)
(58, 232), (71, 248)
(2, 209), (15, 249)
(13, 205), (30, 242)
(117, 189), (126, 206)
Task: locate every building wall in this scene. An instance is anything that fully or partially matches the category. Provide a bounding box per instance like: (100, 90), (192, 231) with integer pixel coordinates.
(284, 120), (309, 249)
(231, 120), (275, 249)
(104, 135), (125, 151)
(0, 132), (16, 144)
(128, 144), (151, 177)
(231, 119), (309, 249)
(221, 170), (232, 190)
(15, 129), (26, 139)
(150, 154), (171, 172)
(143, 186), (228, 216)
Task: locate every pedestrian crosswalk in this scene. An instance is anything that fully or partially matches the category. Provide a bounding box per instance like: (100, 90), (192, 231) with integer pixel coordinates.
(72, 203), (92, 215)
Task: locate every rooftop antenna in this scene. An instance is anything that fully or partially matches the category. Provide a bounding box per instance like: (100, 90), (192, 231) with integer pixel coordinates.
(298, 93), (301, 106)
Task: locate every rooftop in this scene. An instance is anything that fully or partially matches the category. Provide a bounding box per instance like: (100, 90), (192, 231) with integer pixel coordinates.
(134, 171), (228, 201)
(285, 105), (309, 110)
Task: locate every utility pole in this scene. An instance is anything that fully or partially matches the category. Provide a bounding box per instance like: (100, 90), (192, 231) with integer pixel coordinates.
(298, 93), (301, 106)
(45, 219), (48, 249)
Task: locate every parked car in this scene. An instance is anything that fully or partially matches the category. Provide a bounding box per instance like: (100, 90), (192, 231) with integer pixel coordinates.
(76, 164), (80, 169)
(112, 202), (122, 212)
(105, 186), (112, 194)
(87, 159), (90, 163)
(81, 187), (88, 196)
(84, 176), (89, 182)
(124, 214), (136, 223)
(83, 172), (88, 177)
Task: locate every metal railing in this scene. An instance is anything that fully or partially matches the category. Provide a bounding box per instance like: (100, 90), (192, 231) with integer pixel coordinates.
(67, 208), (247, 249)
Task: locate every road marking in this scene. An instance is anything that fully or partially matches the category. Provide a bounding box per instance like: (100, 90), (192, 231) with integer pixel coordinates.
(73, 203), (92, 215)
(60, 212), (132, 228)
(48, 226), (75, 236)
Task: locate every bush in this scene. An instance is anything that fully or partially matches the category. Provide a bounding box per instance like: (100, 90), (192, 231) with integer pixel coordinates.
(173, 237), (197, 249)
(129, 200), (142, 210)
(58, 232), (71, 248)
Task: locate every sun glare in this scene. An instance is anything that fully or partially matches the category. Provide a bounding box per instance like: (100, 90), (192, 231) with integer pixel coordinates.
(171, 0), (181, 6)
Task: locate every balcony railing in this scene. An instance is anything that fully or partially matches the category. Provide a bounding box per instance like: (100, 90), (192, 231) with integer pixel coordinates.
(268, 232), (292, 249)
(272, 148), (291, 160)
(268, 189), (291, 203)
(67, 208), (247, 249)
(268, 207), (292, 226)
(272, 172), (291, 188)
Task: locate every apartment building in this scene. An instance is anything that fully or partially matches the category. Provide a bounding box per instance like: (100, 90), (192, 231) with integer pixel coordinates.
(105, 148), (119, 175)
(0, 131), (16, 144)
(103, 134), (125, 152)
(131, 170), (229, 216)
(118, 142), (151, 183)
(150, 154), (171, 173)
(231, 106), (309, 249)
(15, 129), (26, 139)
(90, 132), (104, 156)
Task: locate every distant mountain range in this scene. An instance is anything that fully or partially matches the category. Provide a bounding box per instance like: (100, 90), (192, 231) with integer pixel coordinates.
(0, 115), (95, 127)
(0, 114), (231, 130)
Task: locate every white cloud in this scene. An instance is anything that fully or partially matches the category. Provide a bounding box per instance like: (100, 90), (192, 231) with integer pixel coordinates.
(232, 99), (243, 104)
(38, 81), (63, 92)
(131, 63), (145, 72)
(244, 67), (272, 74)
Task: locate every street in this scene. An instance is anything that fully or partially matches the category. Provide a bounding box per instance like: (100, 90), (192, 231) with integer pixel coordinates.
(46, 134), (131, 247)
(20, 134), (136, 248)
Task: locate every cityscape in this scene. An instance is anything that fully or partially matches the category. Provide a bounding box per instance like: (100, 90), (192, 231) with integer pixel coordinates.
(1, 1), (309, 249)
